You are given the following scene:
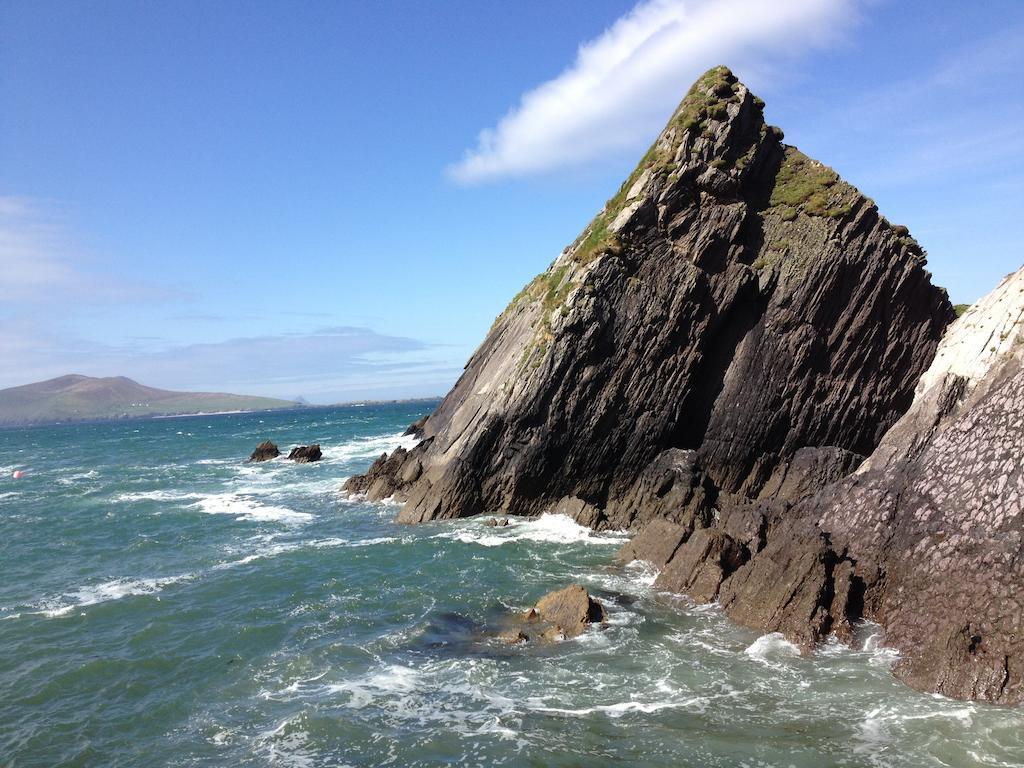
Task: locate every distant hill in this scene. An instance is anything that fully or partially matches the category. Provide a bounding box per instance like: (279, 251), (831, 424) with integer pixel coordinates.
(0, 375), (300, 426)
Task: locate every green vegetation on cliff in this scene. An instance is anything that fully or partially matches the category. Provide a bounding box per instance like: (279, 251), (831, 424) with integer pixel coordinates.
(574, 66), (742, 267)
(768, 148), (854, 219)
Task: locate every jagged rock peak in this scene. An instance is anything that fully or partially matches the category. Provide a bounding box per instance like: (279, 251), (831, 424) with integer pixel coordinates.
(563, 65), (778, 267)
(345, 63), (951, 540)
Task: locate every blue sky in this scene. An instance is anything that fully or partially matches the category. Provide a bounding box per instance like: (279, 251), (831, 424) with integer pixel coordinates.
(2, 0), (1022, 402)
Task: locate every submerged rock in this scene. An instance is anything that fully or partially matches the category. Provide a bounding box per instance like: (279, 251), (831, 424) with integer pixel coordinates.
(494, 585), (607, 644)
(248, 440), (280, 462)
(530, 584), (606, 638)
(496, 629), (529, 644)
(287, 444), (322, 463)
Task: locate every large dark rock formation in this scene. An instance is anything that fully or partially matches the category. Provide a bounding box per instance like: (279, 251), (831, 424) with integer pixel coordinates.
(627, 266), (1024, 703)
(342, 68), (1024, 702)
(345, 66), (951, 528)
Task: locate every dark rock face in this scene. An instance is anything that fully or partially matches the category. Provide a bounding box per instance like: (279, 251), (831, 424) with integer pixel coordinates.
(655, 528), (746, 604)
(346, 66), (951, 529)
(616, 518), (691, 568)
(342, 68), (1024, 701)
(630, 267), (1024, 702)
(344, 447), (416, 497)
(287, 444), (322, 463)
(248, 440), (280, 462)
(713, 521), (858, 650)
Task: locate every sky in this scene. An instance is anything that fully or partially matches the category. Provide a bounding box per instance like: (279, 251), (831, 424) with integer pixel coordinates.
(2, 0), (1022, 402)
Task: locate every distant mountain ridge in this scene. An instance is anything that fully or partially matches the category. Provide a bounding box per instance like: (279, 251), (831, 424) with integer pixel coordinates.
(0, 375), (299, 426)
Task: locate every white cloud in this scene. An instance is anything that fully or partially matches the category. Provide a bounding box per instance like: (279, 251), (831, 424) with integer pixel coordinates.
(447, 0), (857, 183)
(0, 195), (175, 302)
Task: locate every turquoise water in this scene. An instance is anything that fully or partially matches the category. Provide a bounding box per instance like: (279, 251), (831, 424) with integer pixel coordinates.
(1, 402), (1022, 767)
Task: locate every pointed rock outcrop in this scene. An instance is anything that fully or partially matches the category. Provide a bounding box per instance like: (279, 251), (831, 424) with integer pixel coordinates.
(345, 66), (952, 532)
(248, 440), (280, 462)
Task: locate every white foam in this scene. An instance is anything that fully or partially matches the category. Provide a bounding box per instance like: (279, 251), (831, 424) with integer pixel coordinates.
(307, 537), (350, 548)
(327, 432), (420, 463)
(214, 535), (392, 571)
(115, 489), (204, 503)
(345, 536), (398, 547)
(855, 703), (976, 755)
(189, 493), (312, 524)
(744, 632), (800, 662)
(324, 664), (422, 705)
(55, 469), (99, 486)
(36, 573), (194, 617)
(435, 513), (628, 548)
(215, 542), (303, 568)
(117, 488), (311, 524)
(528, 696), (706, 718)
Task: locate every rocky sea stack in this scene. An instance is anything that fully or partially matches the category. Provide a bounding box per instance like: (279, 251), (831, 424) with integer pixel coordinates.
(345, 68), (1022, 702)
(288, 444), (323, 463)
(248, 440), (280, 462)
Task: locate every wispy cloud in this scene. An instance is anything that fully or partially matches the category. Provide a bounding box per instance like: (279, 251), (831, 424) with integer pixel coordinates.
(815, 21), (1024, 191)
(0, 320), (458, 402)
(447, 0), (857, 183)
(0, 195), (178, 303)
(0, 195), (461, 401)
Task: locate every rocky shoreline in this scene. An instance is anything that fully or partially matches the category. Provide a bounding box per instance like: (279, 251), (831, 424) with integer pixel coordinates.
(345, 68), (1022, 704)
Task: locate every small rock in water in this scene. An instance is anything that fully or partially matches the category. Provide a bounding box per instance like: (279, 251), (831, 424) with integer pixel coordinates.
(248, 440), (280, 462)
(532, 584), (606, 638)
(489, 585), (605, 646)
(484, 517), (510, 527)
(287, 444), (322, 463)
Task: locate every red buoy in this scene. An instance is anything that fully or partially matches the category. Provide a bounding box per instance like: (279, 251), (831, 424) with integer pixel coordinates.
(12, 470), (25, 479)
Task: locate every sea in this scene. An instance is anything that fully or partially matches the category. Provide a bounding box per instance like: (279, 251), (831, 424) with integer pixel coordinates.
(1, 402), (1021, 767)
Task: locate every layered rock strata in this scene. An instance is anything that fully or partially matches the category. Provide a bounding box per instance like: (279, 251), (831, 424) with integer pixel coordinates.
(626, 266), (1024, 703)
(346, 66), (950, 528)
(339, 67), (1023, 702)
